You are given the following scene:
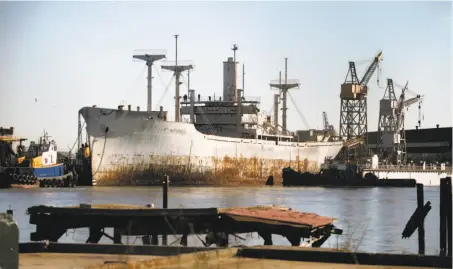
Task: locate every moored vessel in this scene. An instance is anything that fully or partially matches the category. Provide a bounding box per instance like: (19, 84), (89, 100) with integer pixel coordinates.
(79, 37), (344, 186)
(0, 131), (77, 188)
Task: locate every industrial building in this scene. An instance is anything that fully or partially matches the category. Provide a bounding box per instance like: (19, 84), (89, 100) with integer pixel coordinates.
(367, 126), (452, 162)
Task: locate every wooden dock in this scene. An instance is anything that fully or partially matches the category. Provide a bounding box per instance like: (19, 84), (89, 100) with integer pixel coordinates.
(27, 204), (342, 247)
(18, 243), (452, 269)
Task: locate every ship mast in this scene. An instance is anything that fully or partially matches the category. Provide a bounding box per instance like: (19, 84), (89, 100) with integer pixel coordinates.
(232, 44), (238, 102)
(133, 52), (166, 112)
(162, 35), (193, 122)
(269, 58), (300, 134)
(187, 69), (191, 97)
(242, 64), (245, 96)
(283, 58), (288, 132)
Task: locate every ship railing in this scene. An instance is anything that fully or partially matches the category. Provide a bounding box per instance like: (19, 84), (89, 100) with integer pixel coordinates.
(182, 96), (261, 103)
(242, 96), (261, 103)
(363, 164), (452, 173)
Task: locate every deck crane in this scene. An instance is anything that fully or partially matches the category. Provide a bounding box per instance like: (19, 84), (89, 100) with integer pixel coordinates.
(322, 112), (336, 137)
(377, 79), (424, 165)
(339, 51), (383, 160)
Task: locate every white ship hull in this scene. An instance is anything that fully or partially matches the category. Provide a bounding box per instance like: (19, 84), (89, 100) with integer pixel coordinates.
(80, 107), (344, 186)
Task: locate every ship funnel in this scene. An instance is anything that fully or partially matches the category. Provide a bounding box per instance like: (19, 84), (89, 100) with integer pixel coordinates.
(223, 57), (237, 102)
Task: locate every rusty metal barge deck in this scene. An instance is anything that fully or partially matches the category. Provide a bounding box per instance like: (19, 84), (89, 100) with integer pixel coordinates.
(27, 204), (341, 248)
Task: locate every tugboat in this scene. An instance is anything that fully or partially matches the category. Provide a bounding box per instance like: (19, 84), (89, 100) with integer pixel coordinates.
(0, 131), (77, 189)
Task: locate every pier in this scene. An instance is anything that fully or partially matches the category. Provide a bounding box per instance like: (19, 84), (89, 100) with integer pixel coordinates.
(27, 204), (341, 247)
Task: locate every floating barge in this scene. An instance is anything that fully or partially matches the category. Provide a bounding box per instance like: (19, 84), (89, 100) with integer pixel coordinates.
(282, 166), (417, 187)
(27, 204), (342, 248)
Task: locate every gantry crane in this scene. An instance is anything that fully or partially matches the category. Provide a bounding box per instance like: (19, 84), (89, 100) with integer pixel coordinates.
(339, 51), (383, 160)
(377, 78), (399, 156)
(377, 79), (424, 165)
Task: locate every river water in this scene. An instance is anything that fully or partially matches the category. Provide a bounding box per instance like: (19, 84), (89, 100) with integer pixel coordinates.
(0, 186), (441, 255)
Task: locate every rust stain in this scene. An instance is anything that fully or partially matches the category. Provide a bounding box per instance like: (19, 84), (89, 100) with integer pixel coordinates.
(94, 154), (320, 186)
(221, 206), (335, 228)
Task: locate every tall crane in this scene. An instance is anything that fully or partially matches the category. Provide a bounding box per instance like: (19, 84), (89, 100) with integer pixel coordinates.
(377, 78), (399, 155)
(339, 51), (383, 160)
(377, 79), (424, 165)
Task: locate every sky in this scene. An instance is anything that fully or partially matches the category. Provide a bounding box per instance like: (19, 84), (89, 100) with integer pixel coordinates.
(0, 1), (451, 150)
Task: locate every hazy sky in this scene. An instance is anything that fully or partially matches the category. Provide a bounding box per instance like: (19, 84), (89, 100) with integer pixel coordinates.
(0, 1), (451, 150)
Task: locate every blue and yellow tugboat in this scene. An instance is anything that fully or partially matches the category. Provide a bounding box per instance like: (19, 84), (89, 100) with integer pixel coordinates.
(0, 130), (77, 189)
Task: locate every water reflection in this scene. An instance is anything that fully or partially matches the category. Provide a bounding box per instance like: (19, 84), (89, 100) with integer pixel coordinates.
(0, 186), (441, 254)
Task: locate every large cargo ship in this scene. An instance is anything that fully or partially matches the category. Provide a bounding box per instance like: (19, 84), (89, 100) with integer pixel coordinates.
(79, 42), (344, 186)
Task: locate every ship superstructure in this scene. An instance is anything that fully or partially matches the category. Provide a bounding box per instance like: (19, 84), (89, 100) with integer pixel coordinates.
(78, 37), (344, 186)
(180, 57), (296, 143)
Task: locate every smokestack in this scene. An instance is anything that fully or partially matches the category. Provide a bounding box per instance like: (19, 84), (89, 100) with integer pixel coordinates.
(223, 57), (235, 102)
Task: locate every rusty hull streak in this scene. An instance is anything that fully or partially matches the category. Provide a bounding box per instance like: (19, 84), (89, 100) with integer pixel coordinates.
(94, 154), (320, 186)
(221, 206), (335, 228)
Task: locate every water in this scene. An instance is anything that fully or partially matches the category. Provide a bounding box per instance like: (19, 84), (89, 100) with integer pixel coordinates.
(0, 186), (441, 255)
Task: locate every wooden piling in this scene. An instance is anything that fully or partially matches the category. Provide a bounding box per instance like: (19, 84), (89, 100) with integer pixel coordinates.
(446, 177), (452, 257)
(439, 178), (447, 256)
(416, 183), (425, 255)
(162, 175), (169, 246)
(163, 175), (169, 209)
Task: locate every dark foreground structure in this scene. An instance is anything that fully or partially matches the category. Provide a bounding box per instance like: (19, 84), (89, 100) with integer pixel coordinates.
(18, 243), (452, 269)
